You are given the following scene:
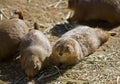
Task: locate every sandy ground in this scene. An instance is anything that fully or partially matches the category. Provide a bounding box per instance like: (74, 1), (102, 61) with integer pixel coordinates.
(0, 0), (120, 84)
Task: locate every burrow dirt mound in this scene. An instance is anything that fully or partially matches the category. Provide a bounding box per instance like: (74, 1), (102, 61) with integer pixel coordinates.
(0, 0), (120, 84)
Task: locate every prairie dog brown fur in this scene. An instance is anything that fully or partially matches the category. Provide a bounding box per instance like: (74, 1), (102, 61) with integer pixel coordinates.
(68, 0), (120, 23)
(14, 9), (24, 20)
(20, 30), (52, 77)
(0, 18), (28, 61)
(50, 26), (109, 66)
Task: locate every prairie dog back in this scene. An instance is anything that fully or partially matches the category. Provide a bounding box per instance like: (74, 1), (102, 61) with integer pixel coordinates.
(68, 0), (120, 23)
(0, 18), (28, 60)
(20, 30), (51, 77)
(20, 30), (51, 51)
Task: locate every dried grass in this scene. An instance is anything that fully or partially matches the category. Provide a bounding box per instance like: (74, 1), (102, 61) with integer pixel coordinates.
(0, 0), (120, 84)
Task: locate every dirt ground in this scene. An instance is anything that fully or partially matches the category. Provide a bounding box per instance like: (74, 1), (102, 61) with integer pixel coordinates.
(0, 0), (120, 84)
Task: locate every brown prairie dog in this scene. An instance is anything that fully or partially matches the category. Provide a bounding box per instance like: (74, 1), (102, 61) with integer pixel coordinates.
(68, 0), (120, 23)
(50, 26), (109, 66)
(0, 18), (29, 61)
(20, 30), (52, 77)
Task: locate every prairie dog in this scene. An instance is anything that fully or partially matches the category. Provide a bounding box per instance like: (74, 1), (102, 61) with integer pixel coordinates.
(20, 30), (52, 77)
(0, 18), (28, 60)
(68, 0), (120, 23)
(50, 26), (109, 66)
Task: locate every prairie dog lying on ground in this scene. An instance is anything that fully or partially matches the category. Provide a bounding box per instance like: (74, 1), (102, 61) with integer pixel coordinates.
(0, 18), (28, 61)
(20, 30), (52, 77)
(68, 0), (120, 23)
(50, 26), (109, 66)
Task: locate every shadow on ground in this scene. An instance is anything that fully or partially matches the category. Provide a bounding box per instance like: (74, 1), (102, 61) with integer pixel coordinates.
(0, 56), (74, 84)
(50, 20), (120, 37)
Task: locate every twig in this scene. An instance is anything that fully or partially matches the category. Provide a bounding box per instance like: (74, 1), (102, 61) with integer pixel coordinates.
(54, 66), (61, 75)
(37, 66), (61, 81)
(54, 0), (62, 8)
(37, 71), (59, 81)
(110, 63), (120, 72)
(0, 14), (3, 21)
(117, 76), (120, 84)
(66, 11), (72, 20)
(48, 0), (62, 8)
(14, 76), (25, 84)
(0, 9), (9, 19)
(37, 72), (47, 81)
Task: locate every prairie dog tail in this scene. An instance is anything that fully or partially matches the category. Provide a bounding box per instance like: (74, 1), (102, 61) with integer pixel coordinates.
(95, 28), (117, 43)
(108, 31), (116, 36)
(95, 28), (109, 43)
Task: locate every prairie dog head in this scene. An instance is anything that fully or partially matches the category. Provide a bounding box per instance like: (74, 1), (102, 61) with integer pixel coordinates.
(20, 49), (42, 77)
(50, 38), (80, 66)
